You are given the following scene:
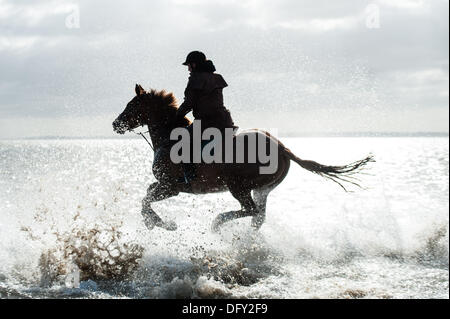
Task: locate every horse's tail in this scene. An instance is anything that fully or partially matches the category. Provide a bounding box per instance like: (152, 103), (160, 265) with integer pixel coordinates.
(280, 144), (375, 191)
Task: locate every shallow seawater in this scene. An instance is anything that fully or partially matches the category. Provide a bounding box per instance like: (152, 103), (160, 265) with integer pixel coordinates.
(0, 137), (448, 299)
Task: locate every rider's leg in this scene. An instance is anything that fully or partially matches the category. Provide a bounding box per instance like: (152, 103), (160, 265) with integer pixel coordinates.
(181, 123), (196, 184)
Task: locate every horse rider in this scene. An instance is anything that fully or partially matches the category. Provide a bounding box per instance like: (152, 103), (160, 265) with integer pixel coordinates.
(175, 51), (236, 185)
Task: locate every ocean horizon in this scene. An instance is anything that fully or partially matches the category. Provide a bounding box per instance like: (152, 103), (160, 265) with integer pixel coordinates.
(1, 131), (448, 140)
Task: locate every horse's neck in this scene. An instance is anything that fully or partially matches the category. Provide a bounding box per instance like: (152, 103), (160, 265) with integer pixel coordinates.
(145, 106), (189, 150)
(147, 120), (182, 150)
(147, 124), (169, 151)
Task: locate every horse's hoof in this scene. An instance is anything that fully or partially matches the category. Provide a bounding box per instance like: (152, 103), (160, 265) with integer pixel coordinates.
(142, 213), (156, 231)
(251, 214), (265, 230)
(160, 220), (177, 231)
(143, 219), (156, 231)
(144, 217), (155, 230)
(211, 221), (221, 233)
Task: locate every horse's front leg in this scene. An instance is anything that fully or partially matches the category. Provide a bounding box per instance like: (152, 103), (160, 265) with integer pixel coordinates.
(141, 182), (179, 231)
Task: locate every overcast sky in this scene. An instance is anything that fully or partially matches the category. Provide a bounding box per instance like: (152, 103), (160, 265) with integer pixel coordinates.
(0, 0), (448, 138)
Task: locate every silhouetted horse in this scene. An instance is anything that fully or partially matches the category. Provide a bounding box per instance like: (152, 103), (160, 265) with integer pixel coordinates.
(112, 84), (374, 232)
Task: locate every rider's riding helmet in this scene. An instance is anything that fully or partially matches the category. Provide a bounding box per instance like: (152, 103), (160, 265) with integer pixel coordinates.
(182, 51), (206, 66)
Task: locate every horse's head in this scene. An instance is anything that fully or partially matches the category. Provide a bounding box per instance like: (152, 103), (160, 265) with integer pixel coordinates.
(112, 84), (149, 134)
(113, 84), (188, 138)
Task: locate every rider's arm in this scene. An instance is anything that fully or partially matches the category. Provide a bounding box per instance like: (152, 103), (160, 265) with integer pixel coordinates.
(177, 92), (194, 118)
(176, 76), (202, 119)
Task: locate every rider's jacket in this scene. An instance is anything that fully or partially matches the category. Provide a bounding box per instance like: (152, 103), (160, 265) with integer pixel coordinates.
(177, 71), (234, 129)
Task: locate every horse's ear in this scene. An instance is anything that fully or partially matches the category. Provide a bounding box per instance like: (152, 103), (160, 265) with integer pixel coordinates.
(135, 84), (146, 96)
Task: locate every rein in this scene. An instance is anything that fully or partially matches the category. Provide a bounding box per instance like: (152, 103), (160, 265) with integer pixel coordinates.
(132, 129), (154, 151)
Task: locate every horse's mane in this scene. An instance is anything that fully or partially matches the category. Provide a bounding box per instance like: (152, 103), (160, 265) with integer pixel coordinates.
(148, 89), (178, 111)
(147, 89), (190, 127)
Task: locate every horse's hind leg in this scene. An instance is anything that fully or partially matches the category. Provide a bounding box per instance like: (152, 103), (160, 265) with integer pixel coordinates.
(142, 182), (179, 231)
(251, 187), (271, 229)
(211, 188), (258, 232)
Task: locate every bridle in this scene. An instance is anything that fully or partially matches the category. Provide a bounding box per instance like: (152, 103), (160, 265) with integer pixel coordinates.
(129, 94), (155, 151)
(132, 129), (154, 151)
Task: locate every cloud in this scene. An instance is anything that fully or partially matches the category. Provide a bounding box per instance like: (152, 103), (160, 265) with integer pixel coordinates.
(275, 15), (361, 32)
(378, 0), (426, 9)
(0, 0), (448, 137)
(0, 35), (39, 51)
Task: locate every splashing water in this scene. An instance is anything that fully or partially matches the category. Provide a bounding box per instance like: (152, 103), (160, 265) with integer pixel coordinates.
(0, 137), (448, 299)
